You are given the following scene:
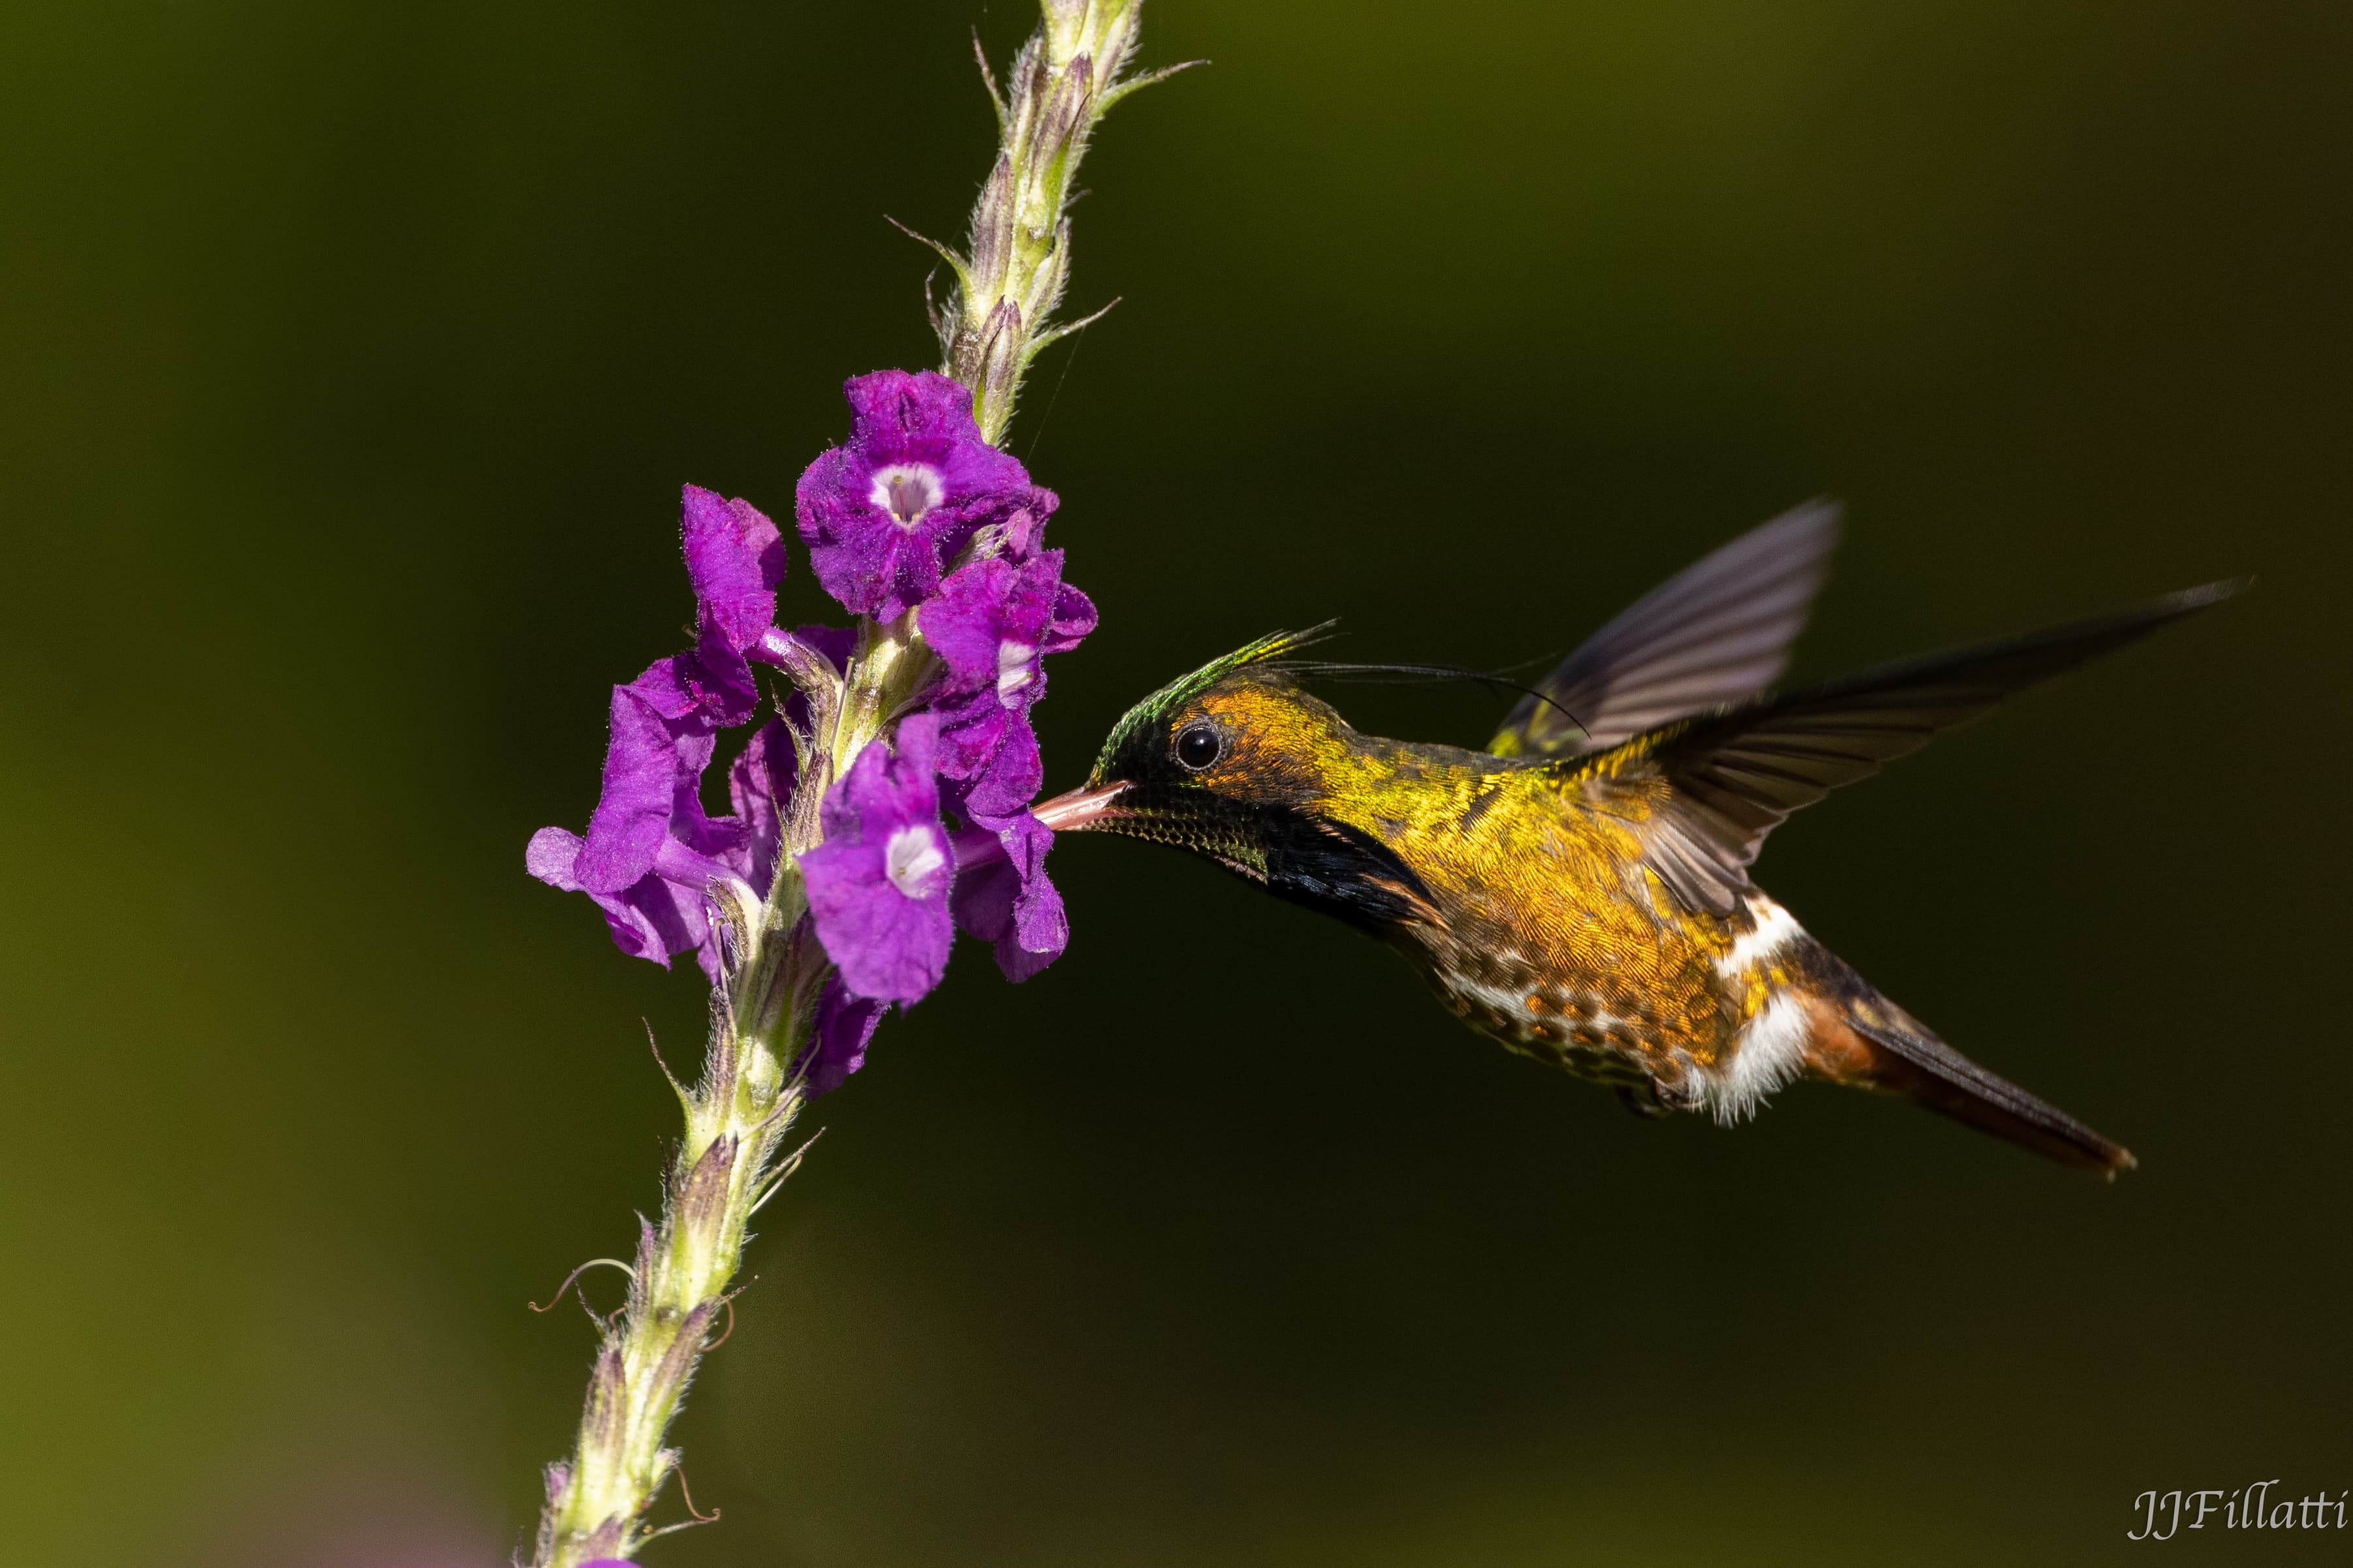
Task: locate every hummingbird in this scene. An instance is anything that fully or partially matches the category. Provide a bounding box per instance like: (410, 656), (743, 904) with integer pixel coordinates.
(1040, 504), (2235, 1175)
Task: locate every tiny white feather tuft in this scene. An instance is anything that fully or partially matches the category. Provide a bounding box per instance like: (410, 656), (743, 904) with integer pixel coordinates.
(1703, 990), (1813, 1124)
(1715, 899), (1802, 981)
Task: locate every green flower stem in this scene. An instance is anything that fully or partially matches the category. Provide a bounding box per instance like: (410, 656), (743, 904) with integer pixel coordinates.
(530, 876), (819, 1567)
(833, 612), (936, 780)
(933, 0), (1189, 444)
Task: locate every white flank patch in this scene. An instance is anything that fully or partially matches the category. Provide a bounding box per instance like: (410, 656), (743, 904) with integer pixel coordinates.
(1702, 990), (1812, 1125)
(1714, 899), (1803, 981)
(884, 824), (947, 899)
(996, 639), (1036, 699)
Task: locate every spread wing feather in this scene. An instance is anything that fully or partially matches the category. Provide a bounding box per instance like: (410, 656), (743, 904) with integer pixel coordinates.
(1489, 500), (1841, 759)
(1582, 581), (2238, 915)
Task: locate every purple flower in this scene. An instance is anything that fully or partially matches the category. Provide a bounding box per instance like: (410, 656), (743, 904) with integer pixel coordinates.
(951, 808), (1070, 982)
(527, 485), (789, 978)
(800, 715), (956, 1004)
(920, 549), (1096, 816)
(794, 370), (1053, 622)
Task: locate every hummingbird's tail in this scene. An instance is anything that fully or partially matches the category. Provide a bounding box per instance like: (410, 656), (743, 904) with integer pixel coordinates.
(1797, 951), (2136, 1177)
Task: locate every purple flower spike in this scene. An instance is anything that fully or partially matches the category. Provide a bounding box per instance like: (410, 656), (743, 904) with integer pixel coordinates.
(800, 715), (956, 1004)
(951, 808), (1069, 982)
(794, 369), (1053, 621)
(921, 549), (1095, 816)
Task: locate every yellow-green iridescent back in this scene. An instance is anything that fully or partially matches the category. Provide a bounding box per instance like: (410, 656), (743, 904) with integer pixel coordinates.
(1187, 681), (1768, 1103)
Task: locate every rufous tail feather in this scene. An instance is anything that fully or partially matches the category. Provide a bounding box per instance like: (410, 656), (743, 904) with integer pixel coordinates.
(1795, 953), (2135, 1177)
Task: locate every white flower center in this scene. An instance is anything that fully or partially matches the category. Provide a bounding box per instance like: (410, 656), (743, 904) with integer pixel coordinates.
(995, 639), (1036, 701)
(884, 823), (946, 899)
(869, 463), (945, 529)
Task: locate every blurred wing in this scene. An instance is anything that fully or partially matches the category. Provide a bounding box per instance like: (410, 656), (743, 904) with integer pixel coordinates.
(1583, 582), (2238, 916)
(1488, 500), (1841, 760)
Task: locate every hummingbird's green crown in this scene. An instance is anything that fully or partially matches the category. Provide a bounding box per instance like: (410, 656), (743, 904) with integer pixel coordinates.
(1085, 623), (1332, 788)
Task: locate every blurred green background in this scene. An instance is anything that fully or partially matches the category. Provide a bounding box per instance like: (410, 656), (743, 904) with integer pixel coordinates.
(3, 1), (2348, 1563)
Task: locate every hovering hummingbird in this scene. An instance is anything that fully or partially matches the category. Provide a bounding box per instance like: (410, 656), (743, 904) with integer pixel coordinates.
(1042, 504), (2234, 1175)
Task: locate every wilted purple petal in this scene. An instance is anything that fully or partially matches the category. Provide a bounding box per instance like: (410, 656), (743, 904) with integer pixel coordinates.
(949, 809), (1068, 982)
(990, 502), (1050, 562)
(537, 707), (728, 974)
(805, 978), (885, 1096)
(957, 713), (1042, 823)
(660, 486), (787, 731)
(574, 668), (702, 895)
(726, 720), (794, 898)
(623, 651), (698, 720)
(931, 689), (1010, 782)
(683, 619), (759, 729)
(681, 485), (787, 653)
(1043, 581), (1097, 654)
(1001, 870), (1067, 983)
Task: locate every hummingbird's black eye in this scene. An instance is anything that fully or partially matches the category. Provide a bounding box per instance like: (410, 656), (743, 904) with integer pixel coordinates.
(1174, 722), (1223, 772)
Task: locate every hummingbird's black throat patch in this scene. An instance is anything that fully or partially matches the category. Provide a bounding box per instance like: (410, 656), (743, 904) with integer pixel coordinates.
(1087, 790), (1437, 939)
(1256, 810), (1438, 936)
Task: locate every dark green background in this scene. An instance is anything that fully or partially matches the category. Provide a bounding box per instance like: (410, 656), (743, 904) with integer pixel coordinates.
(3, 2), (2346, 1563)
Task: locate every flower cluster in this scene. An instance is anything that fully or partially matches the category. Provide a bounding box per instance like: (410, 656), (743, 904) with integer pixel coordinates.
(529, 369), (1094, 1094)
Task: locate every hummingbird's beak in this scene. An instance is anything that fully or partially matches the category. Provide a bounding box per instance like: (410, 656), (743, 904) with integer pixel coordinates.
(951, 780), (1130, 875)
(1031, 779), (1130, 833)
